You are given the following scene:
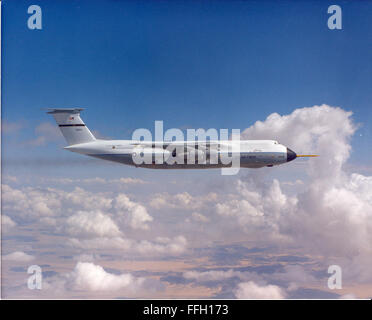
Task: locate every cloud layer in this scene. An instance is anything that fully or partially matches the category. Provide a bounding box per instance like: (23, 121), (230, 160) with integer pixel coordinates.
(2, 104), (371, 298)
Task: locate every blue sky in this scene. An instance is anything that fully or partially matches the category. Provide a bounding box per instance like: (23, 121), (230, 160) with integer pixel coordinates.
(2, 1), (372, 170)
(2, 0), (372, 166)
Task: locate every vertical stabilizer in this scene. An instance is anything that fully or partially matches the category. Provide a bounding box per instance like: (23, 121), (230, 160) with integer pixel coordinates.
(47, 108), (96, 145)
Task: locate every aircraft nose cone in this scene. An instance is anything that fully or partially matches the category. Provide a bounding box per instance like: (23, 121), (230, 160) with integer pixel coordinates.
(287, 148), (297, 162)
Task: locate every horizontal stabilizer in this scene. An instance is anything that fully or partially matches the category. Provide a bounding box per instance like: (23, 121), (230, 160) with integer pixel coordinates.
(47, 108), (84, 114)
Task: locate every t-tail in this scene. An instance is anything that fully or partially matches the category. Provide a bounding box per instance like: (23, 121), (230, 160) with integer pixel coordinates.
(47, 108), (96, 145)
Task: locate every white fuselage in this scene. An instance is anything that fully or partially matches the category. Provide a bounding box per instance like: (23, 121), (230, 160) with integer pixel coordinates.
(65, 139), (293, 169)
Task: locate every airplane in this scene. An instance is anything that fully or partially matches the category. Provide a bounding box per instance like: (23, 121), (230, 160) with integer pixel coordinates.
(47, 108), (317, 169)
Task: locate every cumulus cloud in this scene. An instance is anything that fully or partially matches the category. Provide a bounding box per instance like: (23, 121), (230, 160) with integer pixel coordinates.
(115, 177), (148, 185)
(68, 262), (145, 291)
(3, 251), (35, 262)
(216, 198), (263, 225)
(214, 178), (296, 241)
(164, 104), (371, 289)
(271, 265), (319, 292)
(135, 236), (187, 255)
(234, 281), (286, 299)
(149, 191), (218, 211)
(69, 235), (188, 256)
(43, 262), (162, 296)
(3, 185), (111, 217)
(2, 181), (189, 258)
(3, 185), (114, 221)
(1, 121), (23, 134)
(230, 104), (372, 282)
(3, 104), (371, 298)
(241, 104), (356, 181)
(114, 194), (153, 230)
(65, 187), (113, 211)
(66, 210), (122, 238)
(2, 184), (61, 220)
(68, 236), (131, 251)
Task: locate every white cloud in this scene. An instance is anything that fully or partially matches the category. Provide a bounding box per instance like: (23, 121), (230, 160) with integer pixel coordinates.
(234, 281), (286, 299)
(3, 175), (19, 183)
(68, 235), (188, 256)
(2, 184), (59, 219)
(271, 265), (319, 291)
(135, 236), (188, 255)
(216, 198), (264, 225)
(190, 212), (209, 223)
(43, 262), (161, 296)
(66, 210), (122, 238)
(2, 182), (188, 258)
(68, 262), (145, 291)
(64, 187), (112, 211)
(3, 104), (372, 298)
(213, 178), (296, 241)
(241, 104), (355, 182)
(114, 194), (153, 230)
(3, 251), (35, 262)
(186, 104), (372, 284)
(68, 236), (131, 250)
(235, 105), (372, 279)
(114, 177), (148, 185)
(81, 177), (107, 184)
